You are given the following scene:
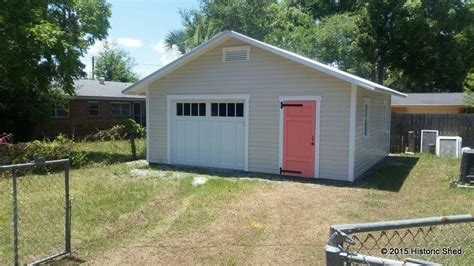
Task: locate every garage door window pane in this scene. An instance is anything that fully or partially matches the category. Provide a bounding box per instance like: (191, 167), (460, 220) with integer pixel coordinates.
(199, 103), (206, 116)
(219, 103), (227, 117)
(227, 103), (235, 117)
(177, 103), (183, 116)
(211, 103), (218, 116)
(191, 103), (198, 116)
(236, 103), (244, 117)
(184, 103), (190, 116)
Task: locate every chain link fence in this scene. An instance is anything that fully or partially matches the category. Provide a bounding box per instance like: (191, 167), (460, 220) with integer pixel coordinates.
(326, 214), (474, 265)
(0, 159), (71, 265)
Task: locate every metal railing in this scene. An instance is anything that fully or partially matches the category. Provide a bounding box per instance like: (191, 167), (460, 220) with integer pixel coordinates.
(325, 214), (474, 265)
(0, 159), (71, 266)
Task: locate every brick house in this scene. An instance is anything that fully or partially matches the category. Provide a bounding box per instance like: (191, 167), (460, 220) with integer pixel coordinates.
(35, 79), (145, 138)
(391, 93), (466, 114)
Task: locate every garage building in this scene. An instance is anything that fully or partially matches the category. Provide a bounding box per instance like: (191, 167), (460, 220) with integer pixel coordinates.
(123, 31), (406, 182)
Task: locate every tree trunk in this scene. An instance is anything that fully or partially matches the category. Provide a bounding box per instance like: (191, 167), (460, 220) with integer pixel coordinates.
(376, 54), (385, 85)
(130, 136), (136, 160)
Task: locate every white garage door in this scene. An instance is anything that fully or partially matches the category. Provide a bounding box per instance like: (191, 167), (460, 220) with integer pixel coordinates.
(170, 100), (246, 170)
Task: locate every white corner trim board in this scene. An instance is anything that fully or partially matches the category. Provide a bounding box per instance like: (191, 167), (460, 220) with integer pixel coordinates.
(145, 87), (150, 162)
(166, 94), (250, 171)
(278, 95), (321, 178)
(348, 84), (357, 182)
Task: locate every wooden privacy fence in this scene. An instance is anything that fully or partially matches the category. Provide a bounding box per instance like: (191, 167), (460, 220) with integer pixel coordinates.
(390, 113), (474, 153)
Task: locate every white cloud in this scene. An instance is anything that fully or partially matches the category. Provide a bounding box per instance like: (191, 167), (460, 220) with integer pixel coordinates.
(87, 37), (142, 56)
(151, 39), (182, 65)
(117, 37), (143, 48)
(88, 38), (110, 55)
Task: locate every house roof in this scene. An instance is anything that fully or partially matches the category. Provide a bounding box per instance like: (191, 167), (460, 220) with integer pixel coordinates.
(74, 79), (145, 100)
(122, 30), (407, 97)
(392, 93), (464, 106)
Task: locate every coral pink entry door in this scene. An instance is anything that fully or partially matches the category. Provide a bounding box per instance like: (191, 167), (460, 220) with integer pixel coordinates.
(282, 100), (316, 178)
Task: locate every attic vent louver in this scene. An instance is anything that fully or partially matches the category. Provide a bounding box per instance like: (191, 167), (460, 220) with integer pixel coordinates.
(223, 46), (250, 62)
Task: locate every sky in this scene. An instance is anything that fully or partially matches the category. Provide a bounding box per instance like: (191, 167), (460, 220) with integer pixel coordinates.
(82, 0), (200, 79)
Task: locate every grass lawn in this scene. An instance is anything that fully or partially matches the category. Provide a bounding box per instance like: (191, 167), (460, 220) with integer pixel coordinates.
(74, 139), (145, 166)
(0, 150), (473, 264)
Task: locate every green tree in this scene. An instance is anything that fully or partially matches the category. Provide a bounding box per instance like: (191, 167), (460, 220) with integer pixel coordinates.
(164, 0), (276, 53)
(310, 13), (374, 79)
(355, 0), (406, 85)
(165, 9), (221, 54)
(387, 0), (474, 92)
(287, 0), (361, 19)
(464, 70), (474, 108)
(0, 0), (111, 140)
(93, 41), (139, 82)
(264, 2), (317, 56)
(304, 0), (474, 92)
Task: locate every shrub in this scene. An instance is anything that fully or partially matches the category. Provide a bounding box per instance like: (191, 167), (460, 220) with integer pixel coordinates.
(0, 135), (88, 168)
(84, 124), (127, 141)
(123, 119), (145, 160)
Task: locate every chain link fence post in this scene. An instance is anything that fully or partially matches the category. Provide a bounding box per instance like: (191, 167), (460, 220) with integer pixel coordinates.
(64, 162), (72, 254)
(12, 167), (19, 266)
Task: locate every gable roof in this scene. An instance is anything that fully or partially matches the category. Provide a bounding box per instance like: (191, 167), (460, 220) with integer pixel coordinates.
(74, 79), (145, 100)
(392, 93), (464, 106)
(123, 31), (407, 97)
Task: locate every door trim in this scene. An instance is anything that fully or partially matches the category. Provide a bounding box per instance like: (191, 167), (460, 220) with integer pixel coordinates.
(166, 94), (249, 171)
(279, 96), (321, 178)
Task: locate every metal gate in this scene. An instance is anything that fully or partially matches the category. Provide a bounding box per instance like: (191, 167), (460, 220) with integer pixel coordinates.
(325, 214), (474, 265)
(0, 159), (71, 265)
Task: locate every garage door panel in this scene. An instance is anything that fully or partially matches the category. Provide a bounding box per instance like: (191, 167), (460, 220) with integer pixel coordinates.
(220, 122), (236, 167)
(210, 121), (221, 165)
(235, 122), (245, 168)
(176, 120), (186, 162)
(185, 120), (200, 163)
(199, 121), (211, 164)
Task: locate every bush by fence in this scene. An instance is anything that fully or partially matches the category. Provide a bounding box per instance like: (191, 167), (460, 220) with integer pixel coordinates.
(0, 137), (146, 169)
(0, 135), (87, 168)
(1, 121), (146, 168)
(390, 113), (474, 153)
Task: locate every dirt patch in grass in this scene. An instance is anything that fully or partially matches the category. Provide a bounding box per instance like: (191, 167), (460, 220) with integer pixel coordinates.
(89, 181), (368, 265)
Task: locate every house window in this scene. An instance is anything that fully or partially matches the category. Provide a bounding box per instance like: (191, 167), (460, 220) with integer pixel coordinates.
(88, 102), (100, 117)
(51, 103), (70, 118)
(176, 102), (206, 117)
(383, 100), (389, 132)
(111, 102), (130, 117)
(211, 103), (244, 117)
(363, 98), (370, 138)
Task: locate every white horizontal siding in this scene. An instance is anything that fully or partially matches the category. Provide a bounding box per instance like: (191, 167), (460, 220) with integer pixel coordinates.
(354, 87), (391, 178)
(148, 38), (352, 181)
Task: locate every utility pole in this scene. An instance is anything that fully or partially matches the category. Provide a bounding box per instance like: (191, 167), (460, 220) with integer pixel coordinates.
(91, 56), (95, 80)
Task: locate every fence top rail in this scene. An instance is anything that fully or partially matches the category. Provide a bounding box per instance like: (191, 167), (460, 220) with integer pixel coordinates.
(0, 159), (69, 171)
(331, 214), (473, 235)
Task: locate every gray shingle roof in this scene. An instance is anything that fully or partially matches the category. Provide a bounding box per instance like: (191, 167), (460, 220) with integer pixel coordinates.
(392, 93), (464, 105)
(74, 79), (144, 100)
